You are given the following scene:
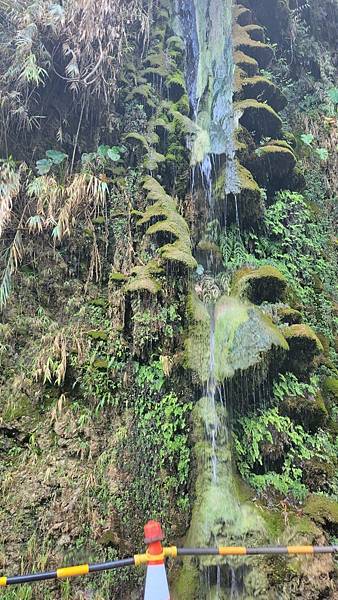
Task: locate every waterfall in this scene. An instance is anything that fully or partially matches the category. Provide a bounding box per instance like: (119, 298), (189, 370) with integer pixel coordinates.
(172, 2), (266, 598)
(175, 0), (240, 198)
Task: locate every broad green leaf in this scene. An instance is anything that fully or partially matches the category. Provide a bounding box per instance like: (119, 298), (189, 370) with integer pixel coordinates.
(107, 147), (121, 161)
(36, 158), (52, 175)
(300, 133), (314, 146)
(315, 147), (329, 161)
(45, 149), (68, 164)
(97, 145), (110, 158)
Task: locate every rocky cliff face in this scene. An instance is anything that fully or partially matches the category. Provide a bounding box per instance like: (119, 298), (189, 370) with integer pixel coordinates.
(0, 1), (337, 598)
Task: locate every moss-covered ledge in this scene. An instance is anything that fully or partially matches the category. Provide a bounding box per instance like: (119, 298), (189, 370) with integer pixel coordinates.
(236, 99), (282, 140)
(231, 265), (288, 304)
(240, 76), (287, 112)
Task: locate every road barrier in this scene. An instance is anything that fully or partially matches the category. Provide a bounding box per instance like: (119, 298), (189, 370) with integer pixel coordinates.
(1, 521), (337, 596)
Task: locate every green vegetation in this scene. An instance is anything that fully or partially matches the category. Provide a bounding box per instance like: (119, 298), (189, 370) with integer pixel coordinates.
(0, 0), (337, 598)
(234, 407), (337, 501)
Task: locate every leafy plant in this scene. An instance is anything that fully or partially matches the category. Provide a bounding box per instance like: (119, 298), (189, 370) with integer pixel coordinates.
(234, 407), (337, 501)
(300, 132), (314, 146)
(36, 150), (68, 175)
(273, 372), (319, 403)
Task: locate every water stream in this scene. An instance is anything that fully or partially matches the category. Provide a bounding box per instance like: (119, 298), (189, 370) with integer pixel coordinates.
(173, 1), (265, 597)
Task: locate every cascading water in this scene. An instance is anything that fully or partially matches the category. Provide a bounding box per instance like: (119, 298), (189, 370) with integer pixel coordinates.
(171, 1), (273, 598)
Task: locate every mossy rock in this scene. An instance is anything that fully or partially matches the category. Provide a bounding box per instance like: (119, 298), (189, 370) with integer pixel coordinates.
(240, 0), (291, 44)
(280, 391), (328, 432)
(231, 265), (287, 304)
(166, 71), (187, 102)
(233, 4), (252, 26)
(233, 21), (274, 68)
(240, 76), (287, 111)
(243, 23), (265, 42)
(283, 325), (323, 375)
(253, 144), (296, 182)
(302, 458), (335, 493)
(323, 377), (338, 402)
(215, 163), (263, 224)
(303, 495), (338, 532)
(184, 293), (288, 383)
(236, 99), (282, 141)
(235, 50), (259, 77)
(277, 306), (302, 325)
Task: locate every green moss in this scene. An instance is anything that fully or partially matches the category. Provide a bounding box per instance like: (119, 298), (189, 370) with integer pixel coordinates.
(323, 377), (338, 401)
(233, 4), (252, 26)
(93, 358), (108, 369)
(166, 70), (187, 101)
(243, 23), (265, 42)
(110, 272), (128, 282)
(281, 391), (328, 431)
(303, 495), (338, 527)
(277, 307), (302, 325)
(185, 294), (288, 382)
(283, 325), (324, 374)
(240, 76), (287, 111)
(283, 324), (323, 353)
(236, 99), (282, 139)
(87, 330), (108, 341)
(233, 22), (274, 68)
(254, 144), (296, 177)
(171, 561), (199, 600)
(237, 163), (261, 192)
(232, 265), (288, 304)
(172, 93), (190, 115)
(234, 50), (259, 76)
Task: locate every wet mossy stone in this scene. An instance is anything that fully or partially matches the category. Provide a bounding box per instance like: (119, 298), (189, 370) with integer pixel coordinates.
(283, 324), (323, 375)
(241, 0), (291, 44)
(185, 292), (288, 383)
(166, 71), (187, 102)
(303, 495), (338, 532)
(234, 50), (259, 76)
(253, 143), (296, 180)
(276, 306), (302, 325)
(280, 390), (328, 432)
(236, 99), (282, 141)
(302, 458), (335, 494)
(215, 163), (263, 223)
(243, 23), (265, 42)
(233, 4), (252, 26)
(240, 77), (287, 112)
(233, 23), (274, 69)
(231, 265), (287, 304)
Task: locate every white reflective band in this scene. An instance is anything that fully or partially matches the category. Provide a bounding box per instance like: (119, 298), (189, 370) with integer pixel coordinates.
(144, 563), (170, 600)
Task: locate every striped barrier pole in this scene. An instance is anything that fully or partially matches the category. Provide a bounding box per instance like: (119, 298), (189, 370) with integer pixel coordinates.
(0, 532), (336, 589)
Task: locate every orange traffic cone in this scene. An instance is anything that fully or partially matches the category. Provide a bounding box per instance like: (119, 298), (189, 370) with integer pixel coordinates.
(143, 521), (170, 600)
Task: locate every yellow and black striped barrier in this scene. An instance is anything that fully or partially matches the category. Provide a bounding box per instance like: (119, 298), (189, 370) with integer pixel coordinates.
(0, 520), (337, 590)
(0, 545), (337, 587)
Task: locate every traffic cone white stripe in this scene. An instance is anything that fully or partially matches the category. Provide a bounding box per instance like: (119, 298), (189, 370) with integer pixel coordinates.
(144, 563), (170, 600)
